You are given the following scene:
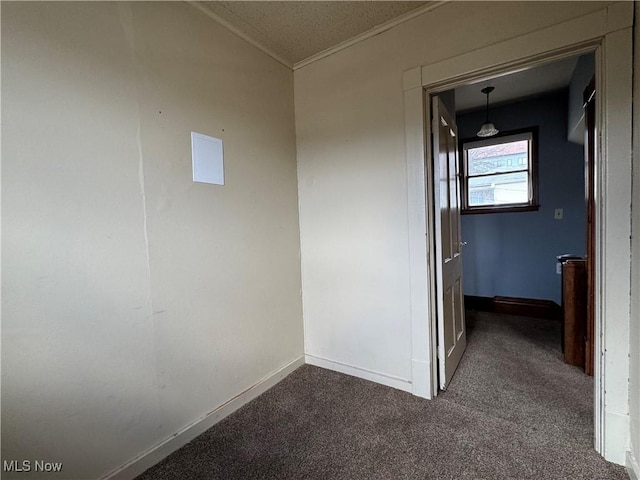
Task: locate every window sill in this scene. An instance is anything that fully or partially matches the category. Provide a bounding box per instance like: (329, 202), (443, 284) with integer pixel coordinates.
(461, 204), (540, 215)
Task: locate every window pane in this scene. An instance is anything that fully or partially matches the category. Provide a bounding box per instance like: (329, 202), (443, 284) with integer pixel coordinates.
(467, 140), (528, 176)
(468, 171), (529, 207)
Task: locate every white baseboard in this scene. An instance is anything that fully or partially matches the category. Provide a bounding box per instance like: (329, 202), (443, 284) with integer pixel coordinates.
(603, 410), (630, 465)
(103, 356), (305, 480)
(411, 359), (433, 399)
(305, 354), (412, 393)
(627, 450), (640, 480)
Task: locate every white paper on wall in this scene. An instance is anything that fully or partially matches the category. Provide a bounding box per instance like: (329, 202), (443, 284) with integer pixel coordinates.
(191, 132), (224, 185)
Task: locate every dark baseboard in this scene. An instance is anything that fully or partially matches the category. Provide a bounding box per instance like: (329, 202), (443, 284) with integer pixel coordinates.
(465, 295), (561, 320)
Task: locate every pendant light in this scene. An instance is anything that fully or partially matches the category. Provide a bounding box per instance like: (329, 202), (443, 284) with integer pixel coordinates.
(477, 86), (499, 138)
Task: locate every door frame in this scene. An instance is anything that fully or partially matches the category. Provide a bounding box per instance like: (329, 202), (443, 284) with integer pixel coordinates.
(403, 3), (633, 464)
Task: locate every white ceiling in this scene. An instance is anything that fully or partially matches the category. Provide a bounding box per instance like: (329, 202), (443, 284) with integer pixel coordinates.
(454, 56), (581, 113)
(195, 1), (431, 67)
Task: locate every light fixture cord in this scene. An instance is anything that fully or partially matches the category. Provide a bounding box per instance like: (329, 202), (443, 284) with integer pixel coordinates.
(485, 91), (490, 122)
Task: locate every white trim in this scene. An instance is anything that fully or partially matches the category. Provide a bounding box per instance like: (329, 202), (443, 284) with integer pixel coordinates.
(293, 2), (448, 71)
(627, 450), (640, 480)
(305, 354), (412, 393)
(403, 67), (423, 92)
(418, 5), (632, 93)
(102, 356), (305, 480)
(607, 1), (636, 32)
(186, 1), (293, 69)
(411, 359), (432, 399)
(403, 1), (633, 465)
(598, 25), (633, 466)
(593, 43), (605, 456)
(602, 410), (632, 465)
(404, 84), (433, 400)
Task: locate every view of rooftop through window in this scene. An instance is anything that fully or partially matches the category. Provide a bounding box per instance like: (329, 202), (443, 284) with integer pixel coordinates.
(465, 139), (530, 208)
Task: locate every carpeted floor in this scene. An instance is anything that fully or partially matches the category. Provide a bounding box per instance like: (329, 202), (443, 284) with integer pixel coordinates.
(137, 311), (628, 479)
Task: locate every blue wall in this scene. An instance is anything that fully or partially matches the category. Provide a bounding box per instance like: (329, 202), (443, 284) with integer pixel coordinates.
(457, 90), (585, 304)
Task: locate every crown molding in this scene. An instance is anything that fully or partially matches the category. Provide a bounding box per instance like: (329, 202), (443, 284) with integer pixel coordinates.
(293, 1), (449, 71)
(187, 1), (293, 69)
(187, 1), (448, 72)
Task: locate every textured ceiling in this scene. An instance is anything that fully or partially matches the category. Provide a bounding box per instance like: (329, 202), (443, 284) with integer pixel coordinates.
(194, 1), (582, 107)
(199, 1), (430, 66)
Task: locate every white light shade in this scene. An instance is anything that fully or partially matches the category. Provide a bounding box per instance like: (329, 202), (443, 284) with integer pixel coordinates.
(477, 122), (499, 138)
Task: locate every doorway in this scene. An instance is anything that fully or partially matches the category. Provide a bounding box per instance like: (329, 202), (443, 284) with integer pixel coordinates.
(445, 52), (594, 375)
(428, 52), (597, 458)
(403, 11), (633, 464)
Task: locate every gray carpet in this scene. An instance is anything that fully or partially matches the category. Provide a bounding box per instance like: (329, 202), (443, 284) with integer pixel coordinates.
(137, 311), (627, 479)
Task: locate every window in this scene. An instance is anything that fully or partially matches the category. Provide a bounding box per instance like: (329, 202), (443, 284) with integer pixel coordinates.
(461, 127), (539, 214)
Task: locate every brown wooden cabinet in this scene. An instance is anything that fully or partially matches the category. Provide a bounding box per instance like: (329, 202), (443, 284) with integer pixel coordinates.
(562, 259), (587, 369)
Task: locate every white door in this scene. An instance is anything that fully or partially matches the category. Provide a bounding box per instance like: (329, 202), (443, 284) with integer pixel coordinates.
(432, 96), (466, 391)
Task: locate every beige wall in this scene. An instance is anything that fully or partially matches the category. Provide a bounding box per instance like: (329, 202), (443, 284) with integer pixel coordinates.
(2, 0), (636, 477)
(295, 0), (612, 386)
(1, 2), (303, 479)
(629, 1), (640, 474)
